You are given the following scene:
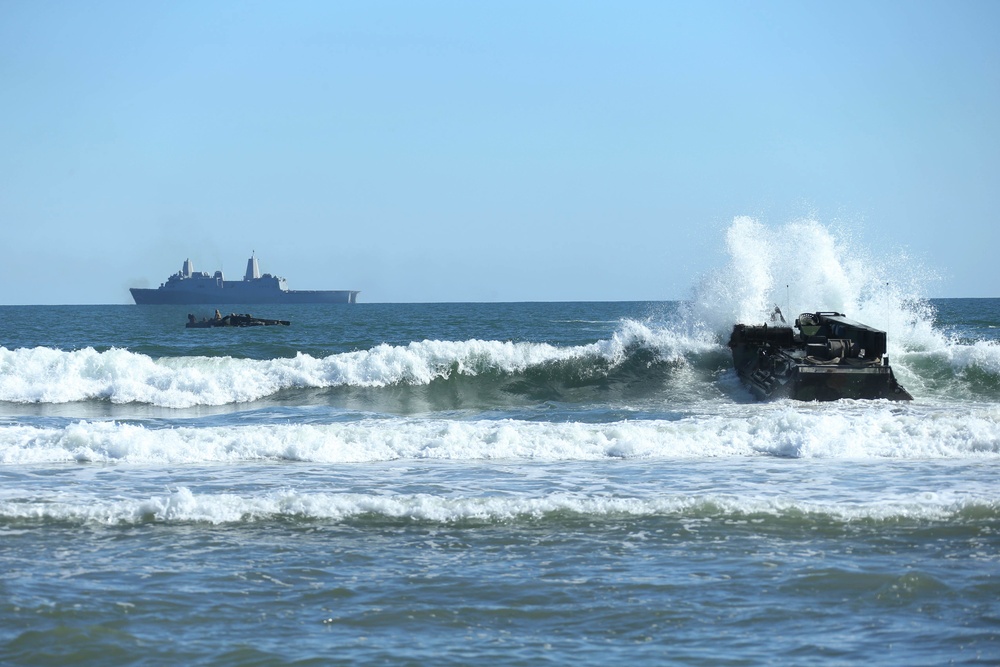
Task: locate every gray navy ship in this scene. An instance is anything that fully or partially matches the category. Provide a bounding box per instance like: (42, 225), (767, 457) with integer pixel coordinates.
(130, 255), (359, 305)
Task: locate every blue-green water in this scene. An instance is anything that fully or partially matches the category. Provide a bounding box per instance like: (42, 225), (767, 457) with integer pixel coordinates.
(2, 294), (999, 665)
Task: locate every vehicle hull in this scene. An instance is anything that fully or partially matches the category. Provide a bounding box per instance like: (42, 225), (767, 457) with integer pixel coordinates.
(728, 313), (913, 401)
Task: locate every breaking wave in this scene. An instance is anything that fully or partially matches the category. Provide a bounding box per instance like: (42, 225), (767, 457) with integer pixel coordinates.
(2, 485), (996, 527)
(3, 405), (999, 465)
(2, 321), (998, 410)
(0, 320), (721, 408)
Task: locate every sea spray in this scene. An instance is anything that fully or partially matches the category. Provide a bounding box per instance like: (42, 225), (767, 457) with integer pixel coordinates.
(679, 216), (936, 346)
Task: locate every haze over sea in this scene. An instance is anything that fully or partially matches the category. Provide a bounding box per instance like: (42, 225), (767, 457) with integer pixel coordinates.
(2, 219), (999, 666)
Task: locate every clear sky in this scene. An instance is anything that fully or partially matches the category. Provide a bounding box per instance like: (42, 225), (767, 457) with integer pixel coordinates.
(1, 0), (997, 304)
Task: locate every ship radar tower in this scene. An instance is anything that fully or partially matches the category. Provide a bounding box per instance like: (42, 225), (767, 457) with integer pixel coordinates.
(245, 252), (260, 281)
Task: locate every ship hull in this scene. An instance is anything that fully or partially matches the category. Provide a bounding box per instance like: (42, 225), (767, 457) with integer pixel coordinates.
(131, 288), (359, 305)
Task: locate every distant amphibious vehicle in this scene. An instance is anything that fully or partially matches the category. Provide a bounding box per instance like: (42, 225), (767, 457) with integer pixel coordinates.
(186, 312), (290, 328)
(131, 255), (359, 305)
(728, 310), (913, 401)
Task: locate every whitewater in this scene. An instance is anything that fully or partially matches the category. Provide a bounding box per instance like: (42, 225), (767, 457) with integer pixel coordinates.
(2, 218), (999, 666)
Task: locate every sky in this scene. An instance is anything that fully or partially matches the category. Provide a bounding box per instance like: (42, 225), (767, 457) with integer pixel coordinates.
(1, 0), (998, 304)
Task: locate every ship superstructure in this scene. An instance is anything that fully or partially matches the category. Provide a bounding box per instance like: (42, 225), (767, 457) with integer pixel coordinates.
(130, 255), (359, 305)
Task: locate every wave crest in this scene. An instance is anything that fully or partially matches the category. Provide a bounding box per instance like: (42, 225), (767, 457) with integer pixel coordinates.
(0, 320), (716, 408)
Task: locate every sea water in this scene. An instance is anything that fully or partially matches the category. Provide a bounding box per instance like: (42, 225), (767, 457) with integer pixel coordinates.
(1, 219), (999, 665)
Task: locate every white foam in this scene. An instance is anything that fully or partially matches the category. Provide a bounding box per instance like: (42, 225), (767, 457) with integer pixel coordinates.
(0, 485), (992, 526)
(2, 407), (998, 465)
(0, 342), (575, 407)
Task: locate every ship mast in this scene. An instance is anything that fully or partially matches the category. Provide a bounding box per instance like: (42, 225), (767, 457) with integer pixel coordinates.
(245, 252), (260, 281)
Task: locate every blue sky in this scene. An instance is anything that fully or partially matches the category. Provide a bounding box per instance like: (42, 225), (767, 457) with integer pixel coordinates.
(1, 0), (997, 304)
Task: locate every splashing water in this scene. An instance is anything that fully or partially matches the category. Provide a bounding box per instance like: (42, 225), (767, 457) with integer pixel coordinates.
(648, 215), (1000, 399)
(677, 216), (940, 351)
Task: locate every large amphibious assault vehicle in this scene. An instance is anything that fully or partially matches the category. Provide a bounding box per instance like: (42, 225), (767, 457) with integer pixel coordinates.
(728, 310), (913, 401)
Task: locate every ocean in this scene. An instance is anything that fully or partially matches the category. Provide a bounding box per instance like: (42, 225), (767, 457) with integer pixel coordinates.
(2, 224), (999, 665)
